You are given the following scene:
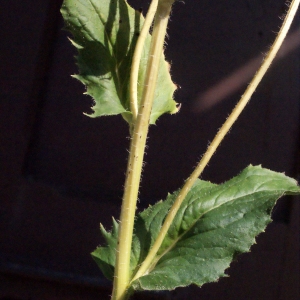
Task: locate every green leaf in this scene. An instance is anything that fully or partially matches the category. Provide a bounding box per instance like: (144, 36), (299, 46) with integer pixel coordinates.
(91, 218), (119, 280)
(60, 0), (178, 125)
(91, 166), (300, 289)
(131, 165), (300, 290)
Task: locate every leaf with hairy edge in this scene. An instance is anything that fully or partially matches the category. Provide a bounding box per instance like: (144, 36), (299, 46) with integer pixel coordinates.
(91, 218), (119, 280)
(60, 0), (178, 125)
(131, 165), (300, 291)
(90, 166), (300, 288)
(90, 195), (178, 281)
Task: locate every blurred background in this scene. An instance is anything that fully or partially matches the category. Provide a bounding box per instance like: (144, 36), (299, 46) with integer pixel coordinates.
(0, 0), (299, 299)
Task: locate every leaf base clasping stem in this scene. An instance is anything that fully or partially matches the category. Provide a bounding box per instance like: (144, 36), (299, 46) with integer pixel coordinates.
(111, 1), (175, 299)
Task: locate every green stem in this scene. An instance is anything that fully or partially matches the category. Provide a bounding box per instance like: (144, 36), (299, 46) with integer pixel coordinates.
(131, 0), (300, 282)
(111, 1), (174, 299)
(130, 0), (159, 122)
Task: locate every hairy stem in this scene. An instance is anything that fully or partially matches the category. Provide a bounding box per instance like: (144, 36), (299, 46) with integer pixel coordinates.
(111, 1), (174, 299)
(131, 0), (300, 282)
(130, 0), (159, 122)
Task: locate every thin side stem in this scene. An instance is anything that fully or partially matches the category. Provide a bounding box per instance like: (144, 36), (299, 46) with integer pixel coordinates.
(131, 0), (300, 282)
(111, 1), (174, 299)
(130, 0), (159, 122)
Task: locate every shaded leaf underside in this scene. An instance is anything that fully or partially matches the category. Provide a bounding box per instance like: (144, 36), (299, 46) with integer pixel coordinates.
(61, 0), (177, 125)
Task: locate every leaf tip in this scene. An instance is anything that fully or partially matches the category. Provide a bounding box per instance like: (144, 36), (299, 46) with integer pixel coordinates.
(100, 223), (107, 235)
(112, 217), (119, 231)
(83, 111), (97, 118)
(68, 37), (83, 49)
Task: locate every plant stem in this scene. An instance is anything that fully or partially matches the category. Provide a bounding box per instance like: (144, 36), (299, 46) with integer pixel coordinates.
(111, 1), (174, 299)
(130, 0), (159, 122)
(131, 0), (300, 282)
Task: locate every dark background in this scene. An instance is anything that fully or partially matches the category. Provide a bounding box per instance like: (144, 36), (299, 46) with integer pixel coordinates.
(0, 0), (299, 299)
